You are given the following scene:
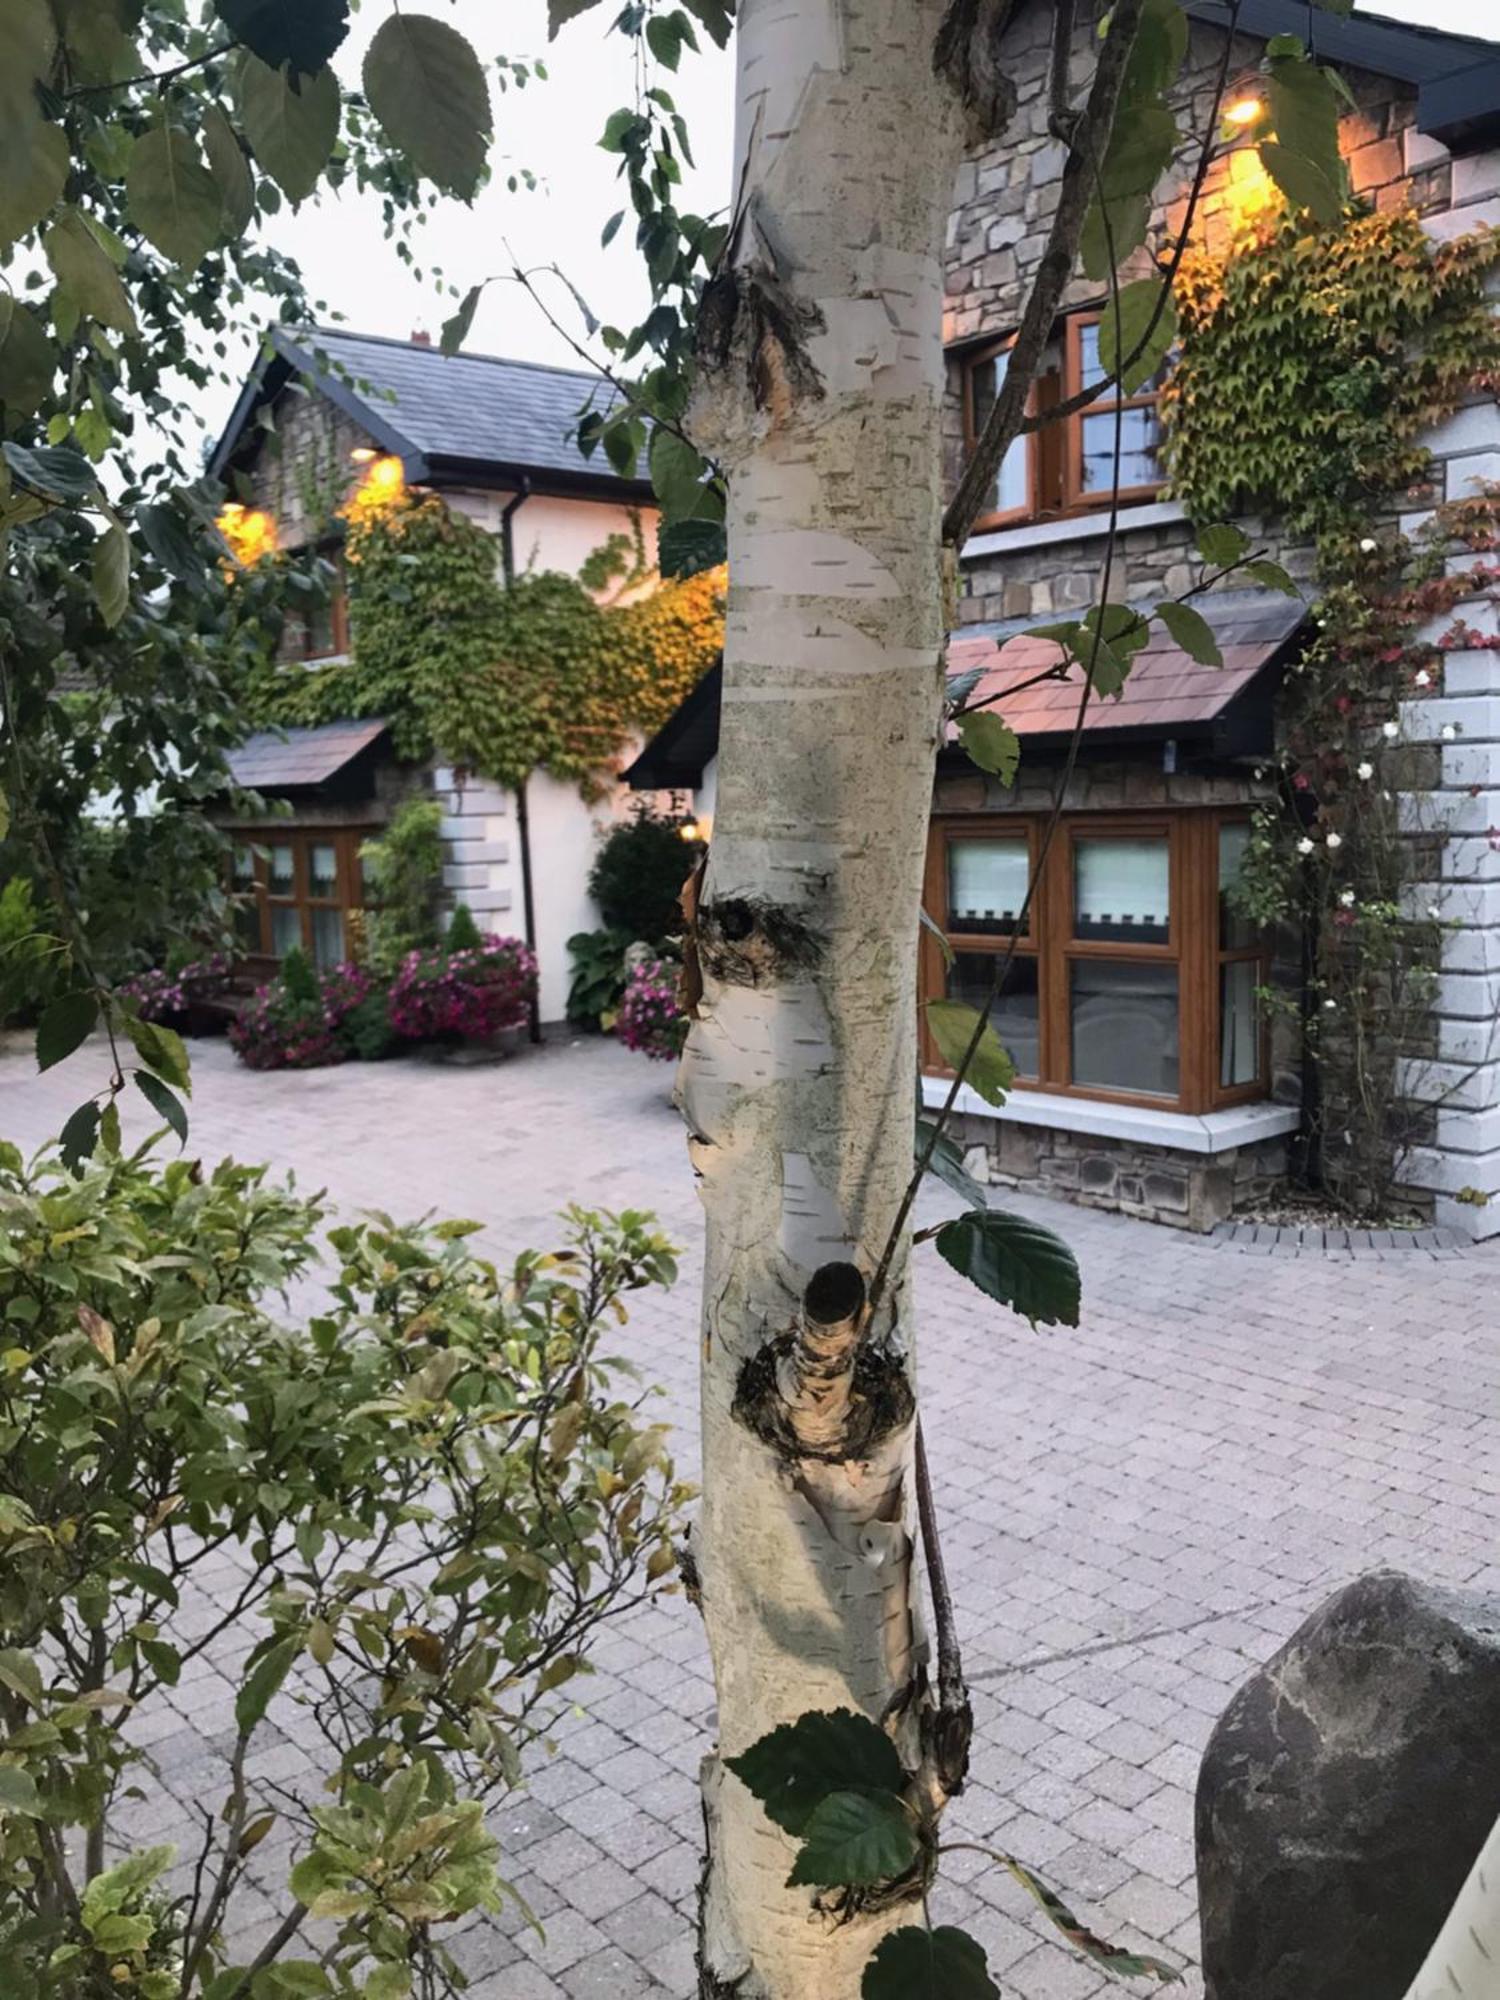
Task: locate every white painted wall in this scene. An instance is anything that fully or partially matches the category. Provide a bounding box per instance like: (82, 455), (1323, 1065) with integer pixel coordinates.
(445, 487), (659, 595)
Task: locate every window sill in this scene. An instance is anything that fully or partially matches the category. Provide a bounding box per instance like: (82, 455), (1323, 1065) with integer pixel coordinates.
(920, 1076), (1302, 1155)
(961, 499), (1186, 563)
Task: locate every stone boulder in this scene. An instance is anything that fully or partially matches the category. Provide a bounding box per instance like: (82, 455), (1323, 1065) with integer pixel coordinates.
(1197, 1569), (1500, 2000)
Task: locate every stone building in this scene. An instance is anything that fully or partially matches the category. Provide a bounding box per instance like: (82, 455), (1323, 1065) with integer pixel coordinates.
(207, 326), (668, 1022)
(629, 2), (1500, 1236)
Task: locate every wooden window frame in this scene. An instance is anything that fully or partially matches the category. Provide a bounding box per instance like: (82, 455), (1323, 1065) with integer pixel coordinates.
(1208, 809), (1271, 1110)
(230, 827), (373, 969)
(960, 336), (1039, 533)
(920, 808), (1270, 1116)
(1062, 312), (1167, 515)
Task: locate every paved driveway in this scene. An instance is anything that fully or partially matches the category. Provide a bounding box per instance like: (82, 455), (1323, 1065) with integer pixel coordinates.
(4, 1030), (1498, 1999)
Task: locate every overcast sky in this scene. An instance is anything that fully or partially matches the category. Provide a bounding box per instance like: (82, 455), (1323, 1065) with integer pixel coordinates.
(207, 0), (1492, 456)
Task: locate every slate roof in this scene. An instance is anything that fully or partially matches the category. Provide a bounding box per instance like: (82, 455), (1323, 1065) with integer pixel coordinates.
(226, 718), (390, 790)
(209, 328), (650, 495)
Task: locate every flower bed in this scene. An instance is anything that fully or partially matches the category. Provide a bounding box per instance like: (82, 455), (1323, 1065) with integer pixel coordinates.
(229, 953), (375, 1071)
(118, 952), (232, 1029)
(388, 934), (537, 1044)
(617, 956), (686, 1062)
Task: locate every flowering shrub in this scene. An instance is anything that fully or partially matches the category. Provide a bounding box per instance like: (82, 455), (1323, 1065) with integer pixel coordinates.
(617, 956), (687, 1062)
(229, 954), (374, 1071)
(388, 934), (537, 1043)
(117, 951), (231, 1025)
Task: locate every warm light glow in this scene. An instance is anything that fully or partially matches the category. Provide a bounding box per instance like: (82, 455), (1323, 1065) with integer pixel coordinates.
(1224, 141), (1279, 235)
(350, 446), (378, 464)
(216, 502), (277, 567)
(678, 821), (703, 844)
(1225, 94), (1263, 127)
(341, 453), (407, 520)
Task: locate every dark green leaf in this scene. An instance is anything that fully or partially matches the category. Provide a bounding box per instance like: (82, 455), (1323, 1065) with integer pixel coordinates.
(601, 209), (624, 248)
(726, 1708), (905, 1836)
(37, 990), (98, 1071)
(213, 0), (349, 76)
(235, 1632), (300, 1735)
(45, 209), (135, 332)
(1097, 277), (1176, 396)
(1266, 56), (1342, 187)
(1242, 558), (1301, 597)
(237, 56), (340, 206)
(0, 115), (68, 248)
(1080, 191), (1150, 282)
(202, 103), (257, 239)
(1156, 600), (1221, 666)
(0, 1766), (41, 1818)
(863, 1927), (999, 2000)
(925, 1000), (1014, 1107)
(933, 1208), (1081, 1328)
(1098, 105), (1176, 201)
(138, 503), (207, 587)
(956, 713), (1020, 786)
(1257, 140), (1341, 225)
(58, 1101), (100, 1174)
(98, 1099), (121, 1156)
(787, 1789), (918, 1888)
(441, 283), (483, 356)
(0, 297), (56, 422)
(125, 123), (224, 267)
(363, 15), (492, 200)
(548, 0), (606, 36)
(126, 1015), (191, 1092)
(3, 442), (95, 500)
(649, 427), (710, 521)
(916, 1120), (987, 1212)
(658, 516), (726, 579)
(681, 0), (735, 47)
(1123, 0), (1189, 101)
(92, 521), (130, 628)
(134, 1072), (188, 1147)
(1195, 522), (1249, 567)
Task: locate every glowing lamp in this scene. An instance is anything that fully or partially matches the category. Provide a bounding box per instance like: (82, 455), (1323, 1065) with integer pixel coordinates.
(678, 821), (703, 844)
(1225, 94), (1263, 128)
(350, 446), (378, 464)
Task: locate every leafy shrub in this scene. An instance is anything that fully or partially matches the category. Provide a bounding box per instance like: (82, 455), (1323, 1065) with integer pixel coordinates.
(388, 935), (537, 1044)
(359, 797), (445, 979)
(444, 901), (483, 953)
(229, 956), (374, 1071)
(587, 810), (696, 943)
(0, 875), (62, 1027)
(566, 927), (632, 1030)
(115, 951), (232, 1027)
(617, 955), (688, 1061)
(0, 1139), (684, 2000)
(338, 990), (398, 1062)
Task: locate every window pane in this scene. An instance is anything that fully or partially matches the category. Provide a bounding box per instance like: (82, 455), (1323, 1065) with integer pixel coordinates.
(310, 908), (345, 970)
(1219, 821), (1256, 950)
(1080, 406), (1163, 494)
(1071, 961), (1179, 1098)
(1074, 835), (1169, 943)
(971, 349), (1029, 517)
(310, 842), (338, 898)
(947, 838), (1028, 935)
(948, 953), (1040, 1079)
(1220, 959), (1260, 1088)
(234, 897), (261, 954)
(269, 844), (295, 894)
(232, 844), (256, 887)
(270, 905), (302, 957)
(1080, 320), (1104, 390)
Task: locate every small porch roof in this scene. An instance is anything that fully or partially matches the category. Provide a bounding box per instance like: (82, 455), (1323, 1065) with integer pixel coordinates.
(225, 718), (391, 792)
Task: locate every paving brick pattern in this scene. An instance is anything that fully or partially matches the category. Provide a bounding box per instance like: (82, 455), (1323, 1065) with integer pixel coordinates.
(5, 1030), (1499, 1998)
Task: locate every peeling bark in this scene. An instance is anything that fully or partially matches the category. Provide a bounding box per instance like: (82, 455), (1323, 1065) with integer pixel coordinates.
(680, 2), (977, 1992)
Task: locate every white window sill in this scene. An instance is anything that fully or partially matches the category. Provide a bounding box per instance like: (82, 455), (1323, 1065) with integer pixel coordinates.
(921, 1076), (1302, 1156)
(960, 500), (1187, 563)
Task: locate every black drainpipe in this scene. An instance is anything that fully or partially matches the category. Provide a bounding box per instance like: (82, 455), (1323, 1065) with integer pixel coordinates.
(499, 480), (542, 1043)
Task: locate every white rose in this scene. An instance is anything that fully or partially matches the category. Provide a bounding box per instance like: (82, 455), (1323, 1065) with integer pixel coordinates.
(1356, 761), (1374, 780)
(1414, 669), (1431, 686)
(1326, 831), (1343, 849)
(1339, 889), (1356, 906)
(1360, 537), (1378, 554)
(1323, 998), (1337, 1011)
(1297, 837), (1315, 855)
(1382, 721), (1400, 740)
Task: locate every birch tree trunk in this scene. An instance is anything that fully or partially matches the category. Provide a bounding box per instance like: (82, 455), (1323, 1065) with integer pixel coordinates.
(681, 2), (968, 1992)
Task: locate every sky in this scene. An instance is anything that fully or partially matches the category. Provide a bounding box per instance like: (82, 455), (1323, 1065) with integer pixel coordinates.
(202, 0), (1492, 457)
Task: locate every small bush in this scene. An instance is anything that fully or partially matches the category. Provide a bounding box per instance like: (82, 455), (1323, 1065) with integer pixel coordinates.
(566, 927), (632, 1029)
(0, 875), (63, 1027)
(229, 958), (374, 1070)
(389, 934), (537, 1044)
(617, 954), (688, 1061)
(116, 951), (232, 1027)
(444, 901), (483, 953)
(338, 989), (398, 1061)
(359, 797), (445, 978)
(587, 809), (696, 943)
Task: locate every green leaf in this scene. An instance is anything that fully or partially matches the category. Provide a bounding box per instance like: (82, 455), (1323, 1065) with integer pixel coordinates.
(1195, 522), (1249, 567)
(0, 0), (55, 131)
(1156, 600), (1221, 667)
(37, 990), (98, 1071)
(956, 712), (1020, 786)
(1242, 557), (1301, 597)
(601, 209), (624, 248)
(235, 1632), (300, 1735)
(1098, 105), (1176, 201)
(58, 1101), (100, 1174)
(126, 1014), (191, 1091)
(258, 1964), (332, 1999)
(1097, 277), (1176, 396)
(997, 1849), (1180, 1982)
(138, 503), (206, 586)
(933, 1208), (1082, 1328)
(1266, 56), (1343, 186)
(202, 103), (257, 240)
(681, 0), (735, 47)
(126, 123), (223, 267)
(213, 0), (349, 76)
(658, 517), (725, 578)
(441, 283), (483, 357)
(134, 1072), (188, 1147)
(916, 1119), (987, 1212)
(363, 15), (492, 200)
(1257, 141), (1341, 225)
(0, 116), (68, 248)
(649, 427), (710, 521)
(3, 442), (96, 499)
(0, 297), (56, 423)
(726, 1708), (905, 1837)
(1123, 0), (1189, 101)
(45, 210), (136, 334)
(924, 1000), (1014, 1107)
(0, 1766), (41, 1819)
(787, 1789), (918, 1888)
(548, 0), (606, 36)
(237, 56), (340, 206)
(646, 11), (696, 70)
(1081, 191), (1150, 282)
(92, 521), (131, 628)
(863, 1927), (999, 2000)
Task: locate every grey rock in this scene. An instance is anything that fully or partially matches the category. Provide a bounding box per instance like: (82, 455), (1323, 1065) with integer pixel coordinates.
(1197, 1570), (1500, 2000)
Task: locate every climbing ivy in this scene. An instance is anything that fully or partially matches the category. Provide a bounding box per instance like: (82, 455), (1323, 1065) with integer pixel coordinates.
(248, 489), (724, 794)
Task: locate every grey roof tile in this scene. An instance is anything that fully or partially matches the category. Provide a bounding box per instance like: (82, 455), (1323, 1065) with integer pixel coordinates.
(226, 717), (390, 789)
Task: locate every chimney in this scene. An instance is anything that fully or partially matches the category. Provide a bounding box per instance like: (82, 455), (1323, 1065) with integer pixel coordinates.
(411, 328), (432, 347)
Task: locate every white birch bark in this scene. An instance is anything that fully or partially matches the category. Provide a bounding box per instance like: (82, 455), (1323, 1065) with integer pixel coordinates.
(1403, 1811), (1500, 2000)
(680, 2), (967, 1992)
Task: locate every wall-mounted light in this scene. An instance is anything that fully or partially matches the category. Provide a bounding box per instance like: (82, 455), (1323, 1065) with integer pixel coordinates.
(350, 446), (378, 464)
(1225, 94), (1264, 128)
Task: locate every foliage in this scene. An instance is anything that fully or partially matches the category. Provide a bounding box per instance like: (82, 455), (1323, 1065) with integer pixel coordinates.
(251, 491), (725, 797)
(337, 990), (398, 1063)
(357, 798), (445, 981)
(388, 935), (538, 1044)
(115, 952), (232, 1027)
(228, 955), (374, 1071)
(566, 927), (633, 1030)
(928, 1210), (1082, 1329)
(616, 955), (687, 1063)
(0, 1138), (685, 2000)
(1164, 206), (1500, 540)
(587, 809), (696, 941)
(0, 875), (61, 1027)
(444, 901), (483, 953)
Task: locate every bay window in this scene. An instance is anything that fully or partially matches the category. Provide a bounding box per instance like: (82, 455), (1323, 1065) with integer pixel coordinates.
(921, 811), (1268, 1113)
